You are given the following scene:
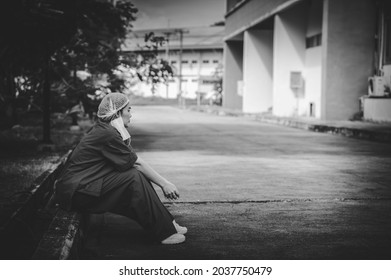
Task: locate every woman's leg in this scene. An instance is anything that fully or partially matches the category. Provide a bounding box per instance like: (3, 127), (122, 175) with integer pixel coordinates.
(72, 168), (177, 241)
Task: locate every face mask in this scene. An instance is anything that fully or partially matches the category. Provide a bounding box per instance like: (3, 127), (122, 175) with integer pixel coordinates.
(110, 117), (131, 142)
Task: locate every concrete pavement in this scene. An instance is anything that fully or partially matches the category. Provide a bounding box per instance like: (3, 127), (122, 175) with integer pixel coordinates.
(82, 106), (391, 260)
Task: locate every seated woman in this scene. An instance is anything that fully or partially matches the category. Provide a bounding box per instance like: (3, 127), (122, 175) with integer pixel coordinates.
(54, 92), (186, 244)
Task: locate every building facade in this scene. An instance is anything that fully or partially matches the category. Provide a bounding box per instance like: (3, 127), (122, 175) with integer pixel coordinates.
(223, 0), (391, 121)
(122, 27), (224, 100)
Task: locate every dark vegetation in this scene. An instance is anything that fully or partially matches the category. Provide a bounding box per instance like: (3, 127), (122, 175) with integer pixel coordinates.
(0, 0), (138, 227)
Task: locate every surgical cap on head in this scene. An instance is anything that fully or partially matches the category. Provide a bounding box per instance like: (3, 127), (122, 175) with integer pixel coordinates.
(97, 92), (129, 120)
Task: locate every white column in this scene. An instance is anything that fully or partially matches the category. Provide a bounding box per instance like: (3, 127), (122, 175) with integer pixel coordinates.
(243, 30), (273, 113)
(273, 5), (307, 117)
(223, 41), (244, 110)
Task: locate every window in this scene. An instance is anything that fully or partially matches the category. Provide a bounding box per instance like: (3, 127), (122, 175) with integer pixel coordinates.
(202, 60), (210, 64)
(201, 79), (216, 85)
(171, 61), (177, 64)
(192, 60), (198, 64)
(182, 60), (188, 64)
(306, 34), (322, 49)
(213, 60), (219, 64)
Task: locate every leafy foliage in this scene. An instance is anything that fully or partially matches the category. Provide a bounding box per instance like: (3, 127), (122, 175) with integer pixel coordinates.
(0, 0), (138, 123)
(122, 32), (174, 95)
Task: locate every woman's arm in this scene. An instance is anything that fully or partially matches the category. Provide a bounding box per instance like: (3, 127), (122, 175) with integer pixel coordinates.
(134, 156), (180, 200)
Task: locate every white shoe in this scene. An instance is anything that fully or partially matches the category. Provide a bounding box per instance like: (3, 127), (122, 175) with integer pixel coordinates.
(161, 233), (185, 245)
(173, 220), (188, 235)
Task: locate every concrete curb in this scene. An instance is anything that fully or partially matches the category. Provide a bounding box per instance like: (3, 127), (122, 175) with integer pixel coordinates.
(32, 209), (82, 260)
(254, 115), (391, 143)
(32, 150), (84, 260)
(189, 106), (391, 143)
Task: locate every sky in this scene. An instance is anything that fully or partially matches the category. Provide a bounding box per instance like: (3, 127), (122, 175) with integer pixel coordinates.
(130, 0), (226, 30)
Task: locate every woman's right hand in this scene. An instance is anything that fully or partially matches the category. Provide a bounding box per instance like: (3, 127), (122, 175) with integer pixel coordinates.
(162, 181), (180, 200)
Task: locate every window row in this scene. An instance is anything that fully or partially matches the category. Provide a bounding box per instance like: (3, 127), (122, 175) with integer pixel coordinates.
(167, 79), (205, 83)
(170, 60), (220, 64)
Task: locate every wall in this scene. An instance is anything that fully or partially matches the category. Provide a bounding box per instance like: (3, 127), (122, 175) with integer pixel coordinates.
(178, 51), (222, 99)
(306, 0), (323, 37)
(273, 3), (308, 117)
(303, 47), (322, 117)
(132, 80), (178, 99)
(383, 65), (391, 88)
(363, 98), (391, 122)
(303, 0), (323, 118)
(321, 0), (376, 120)
(243, 29), (273, 113)
(223, 41), (244, 109)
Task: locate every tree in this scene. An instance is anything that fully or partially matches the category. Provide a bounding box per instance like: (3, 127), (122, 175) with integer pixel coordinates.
(50, 0), (137, 124)
(122, 32), (173, 96)
(0, 0), (78, 126)
(0, 0), (137, 142)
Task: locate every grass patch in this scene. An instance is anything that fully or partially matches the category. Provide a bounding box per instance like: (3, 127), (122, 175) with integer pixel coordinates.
(0, 156), (59, 200)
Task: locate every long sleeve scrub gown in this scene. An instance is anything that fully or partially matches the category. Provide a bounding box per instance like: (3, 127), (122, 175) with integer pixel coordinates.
(54, 120), (177, 241)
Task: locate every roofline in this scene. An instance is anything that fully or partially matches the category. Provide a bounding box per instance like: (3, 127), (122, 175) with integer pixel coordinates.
(130, 25), (224, 34)
(224, 0), (304, 41)
(225, 0), (250, 18)
(121, 45), (223, 53)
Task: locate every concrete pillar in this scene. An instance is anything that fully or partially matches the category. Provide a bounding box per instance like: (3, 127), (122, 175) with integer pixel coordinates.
(243, 30), (273, 113)
(321, 0), (375, 120)
(273, 4), (308, 117)
(223, 41), (243, 110)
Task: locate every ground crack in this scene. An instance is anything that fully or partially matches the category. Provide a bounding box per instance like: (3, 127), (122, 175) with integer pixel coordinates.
(165, 197), (391, 205)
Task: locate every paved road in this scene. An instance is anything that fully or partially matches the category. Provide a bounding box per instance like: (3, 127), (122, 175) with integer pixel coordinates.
(83, 106), (391, 260)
